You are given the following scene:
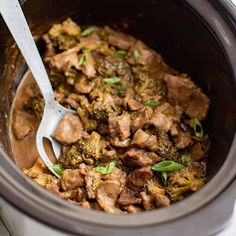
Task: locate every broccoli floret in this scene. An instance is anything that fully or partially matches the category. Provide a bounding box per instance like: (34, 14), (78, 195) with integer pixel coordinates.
(86, 93), (122, 121)
(156, 131), (179, 161)
(146, 179), (165, 195)
(33, 174), (56, 187)
(24, 96), (44, 119)
(58, 144), (83, 169)
(166, 166), (206, 202)
(48, 18), (81, 50)
(77, 132), (101, 160)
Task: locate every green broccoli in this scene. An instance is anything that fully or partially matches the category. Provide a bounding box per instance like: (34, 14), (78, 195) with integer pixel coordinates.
(58, 144), (83, 169)
(24, 96), (44, 119)
(166, 166), (206, 202)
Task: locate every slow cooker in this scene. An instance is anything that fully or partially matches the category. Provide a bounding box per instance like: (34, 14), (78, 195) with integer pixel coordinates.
(0, 0), (236, 235)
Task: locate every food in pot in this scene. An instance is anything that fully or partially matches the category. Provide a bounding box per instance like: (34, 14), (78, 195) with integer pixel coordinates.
(10, 18), (210, 213)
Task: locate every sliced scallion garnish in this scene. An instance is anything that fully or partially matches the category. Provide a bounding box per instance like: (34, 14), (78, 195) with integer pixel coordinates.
(52, 164), (63, 176)
(96, 161), (116, 175)
(152, 161), (183, 172)
(144, 100), (160, 107)
(192, 118), (204, 138)
(103, 76), (121, 84)
(133, 50), (140, 61)
(116, 50), (126, 58)
(81, 27), (96, 37)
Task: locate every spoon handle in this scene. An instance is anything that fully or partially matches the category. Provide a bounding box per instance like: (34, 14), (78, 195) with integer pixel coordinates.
(0, 0), (54, 102)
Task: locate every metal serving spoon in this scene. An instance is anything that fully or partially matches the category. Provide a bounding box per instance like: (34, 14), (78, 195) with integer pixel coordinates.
(0, 0), (74, 177)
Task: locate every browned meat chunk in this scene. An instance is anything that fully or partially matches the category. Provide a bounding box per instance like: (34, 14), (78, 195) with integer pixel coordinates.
(81, 53), (96, 78)
(49, 46), (81, 72)
(108, 113), (131, 140)
(190, 136), (210, 161)
(117, 188), (142, 206)
(106, 27), (136, 50)
(125, 98), (143, 111)
(126, 205), (143, 213)
(102, 167), (126, 192)
(45, 179), (61, 197)
(100, 140), (117, 161)
(152, 193), (170, 208)
(139, 191), (153, 210)
(110, 137), (131, 148)
(85, 169), (101, 199)
(185, 88), (210, 120)
(131, 107), (153, 133)
(127, 167), (153, 190)
(164, 74), (195, 107)
(60, 169), (84, 191)
(128, 41), (156, 66)
(79, 201), (91, 209)
(53, 113), (83, 145)
(131, 129), (158, 151)
(75, 75), (95, 94)
(170, 125), (192, 149)
(121, 148), (160, 167)
(155, 102), (182, 122)
(96, 180), (121, 213)
(41, 34), (56, 59)
(148, 111), (173, 132)
(164, 74), (209, 120)
(12, 110), (32, 140)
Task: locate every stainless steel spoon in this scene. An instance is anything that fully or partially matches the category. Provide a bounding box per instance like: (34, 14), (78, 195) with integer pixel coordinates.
(0, 0), (75, 177)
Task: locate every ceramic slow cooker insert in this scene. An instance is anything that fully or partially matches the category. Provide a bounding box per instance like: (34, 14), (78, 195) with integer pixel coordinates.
(0, 0), (235, 235)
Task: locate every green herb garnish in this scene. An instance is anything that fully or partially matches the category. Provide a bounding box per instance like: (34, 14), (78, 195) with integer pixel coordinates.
(103, 76), (121, 84)
(133, 50), (140, 61)
(96, 161), (116, 175)
(116, 50), (126, 58)
(160, 171), (168, 186)
(152, 161), (183, 172)
(81, 27), (96, 37)
(52, 164), (63, 176)
(116, 83), (127, 91)
(78, 52), (87, 66)
(181, 154), (192, 167)
(192, 118), (204, 138)
(144, 100), (160, 107)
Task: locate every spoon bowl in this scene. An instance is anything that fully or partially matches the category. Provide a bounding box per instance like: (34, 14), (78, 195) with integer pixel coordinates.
(0, 0), (74, 177)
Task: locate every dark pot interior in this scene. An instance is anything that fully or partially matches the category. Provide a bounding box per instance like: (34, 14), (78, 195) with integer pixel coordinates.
(0, 0), (235, 235)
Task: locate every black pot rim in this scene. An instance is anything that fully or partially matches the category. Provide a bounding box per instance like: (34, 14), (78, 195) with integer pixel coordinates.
(0, 0), (236, 234)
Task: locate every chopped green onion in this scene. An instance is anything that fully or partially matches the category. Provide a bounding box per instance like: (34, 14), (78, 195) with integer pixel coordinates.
(192, 118), (204, 138)
(116, 83), (127, 91)
(52, 164), (63, 176)
(181, 154), (192, 167)
(116, 50), (126, 58)
(133, 50), (140, 61)
(160, 171), (168, 186)
(96, 161), (116, 175)
(80, 27), (96, 37)
(78, 52), (87, 66)
(152, 160), (183, 172)
(144, 100), (160, 107)
(103, 76), (121, 84)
